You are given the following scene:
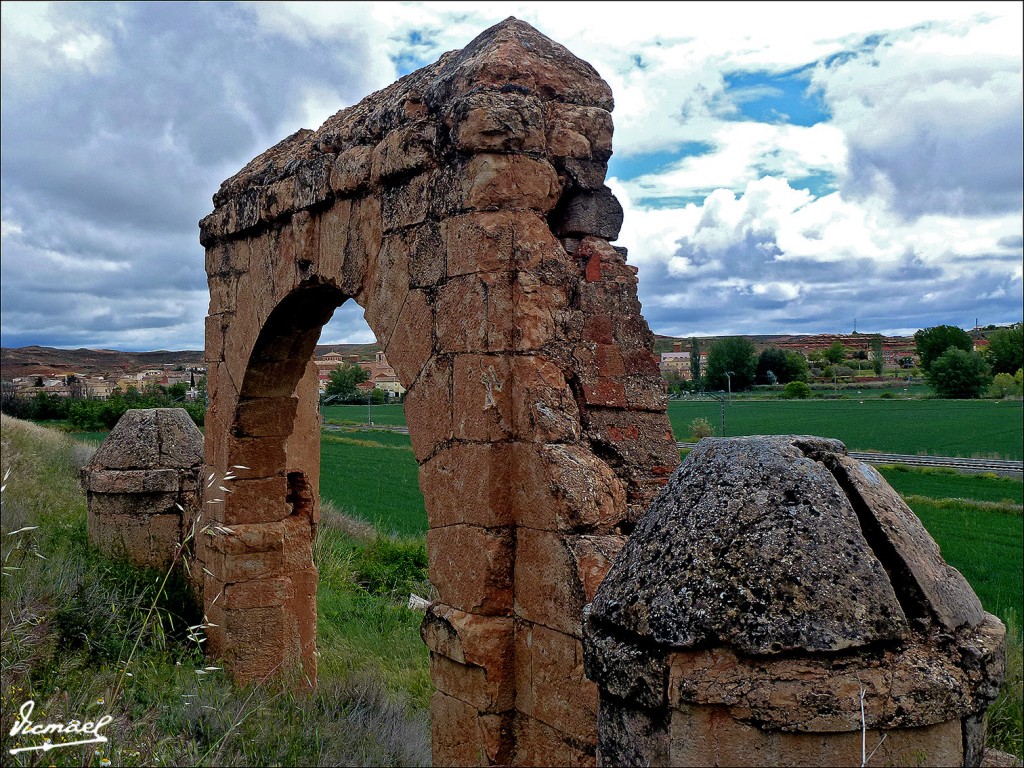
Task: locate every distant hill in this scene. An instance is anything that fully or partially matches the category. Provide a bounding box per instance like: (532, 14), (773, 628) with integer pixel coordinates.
(1, 343), (381, 380)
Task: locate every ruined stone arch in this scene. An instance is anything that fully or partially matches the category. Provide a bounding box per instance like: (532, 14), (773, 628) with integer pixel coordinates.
(200, 18), (678, 764)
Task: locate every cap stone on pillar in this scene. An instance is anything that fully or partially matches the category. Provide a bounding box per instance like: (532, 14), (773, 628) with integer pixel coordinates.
(584, 436), (1006, 768)
(82, 408), (204, 571)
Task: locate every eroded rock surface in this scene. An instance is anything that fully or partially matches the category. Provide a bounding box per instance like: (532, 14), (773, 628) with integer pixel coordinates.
(82, 408), (203, 569)
(585, 436), (1006, 767)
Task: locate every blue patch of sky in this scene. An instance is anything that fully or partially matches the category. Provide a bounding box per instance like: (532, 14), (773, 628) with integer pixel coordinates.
(607, 143), (712, 182)
(821, 32), (887, 69)
(721, 68), (830, 127)
(787, 171), (839, 199)
(635, 195), (711, 210)
(392, 29), (439, 77)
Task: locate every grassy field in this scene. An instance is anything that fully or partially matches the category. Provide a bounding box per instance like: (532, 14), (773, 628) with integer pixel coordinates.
(320, 432), (426, 537)
(324, 404), (408, 427)
(669, 398), (1024, 459)
(325, 398), (1024, 460)
(878, 465), (1024, 506)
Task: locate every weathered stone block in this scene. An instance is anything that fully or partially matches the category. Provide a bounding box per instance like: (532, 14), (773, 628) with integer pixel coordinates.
(383, 288), (434, 387)
(362, 232), (411, 348)
(317, 198), (352, 279)
(514, 713), (596, 767)
(450, 91), (545, 153)
(427, 526), (513, 615)
(431, 691), (511, 767)
(546, 102), (614, 162)
(509, 357), (580, 442)
(435, 273), (516, 354)
(443, 212), (515, 277)
(514, 444), (626, 532)
(223, 604), (287, 684)
(226, 436), (286, 479)
(515, 529), (624, 636)
(381, 175), (430, 233)
(451, 354), (513, 442)
(330, 145), (373, 195)
(371, 122), (435, 183)
(294, 156), (332, 210)
(263, 178), (297, 220)
(431, 654), (514, 713)
(223, 575), (295, 610)
(512, 273), (570, 352)
(234, 396), (298, 438)
(512, 211), (564, 272)
(515, 622), (598, 745)
(403, 356), (453, 462)
(221, 476), (290, 525)
(422, 603), (515, 669)
(408, 222), (445, 288)
(418, 443), (516, 528)
(553, 189), (624, 240)
(462, 154), (561, 212)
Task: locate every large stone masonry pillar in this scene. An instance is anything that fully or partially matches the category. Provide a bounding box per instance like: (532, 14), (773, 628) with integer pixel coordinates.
(82, 408), (204, 570)
(584, 436), (1006, 768)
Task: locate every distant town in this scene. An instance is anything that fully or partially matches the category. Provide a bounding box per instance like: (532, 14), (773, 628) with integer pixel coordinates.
(0, 327), (1006, 403)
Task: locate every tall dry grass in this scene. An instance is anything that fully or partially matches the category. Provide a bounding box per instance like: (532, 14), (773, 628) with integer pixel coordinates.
(1, 415), (430, 766)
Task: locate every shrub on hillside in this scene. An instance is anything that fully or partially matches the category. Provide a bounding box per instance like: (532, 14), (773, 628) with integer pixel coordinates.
(782, 381), (812, 399)
(354, 537), (428, 596)
(689, 417), (715, 440)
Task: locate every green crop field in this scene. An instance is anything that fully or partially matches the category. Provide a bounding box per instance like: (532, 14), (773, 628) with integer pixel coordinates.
(910, 499), (1023, 623)
(878, 465), (1024, 506)
(323, 403), (408, 427)
(669, 398), (1023, 460)
(319, 431), (426, 537)
(323, 398), (1024, 459)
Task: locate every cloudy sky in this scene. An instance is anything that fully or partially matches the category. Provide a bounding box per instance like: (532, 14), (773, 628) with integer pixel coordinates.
(2, 1), (1021, 351)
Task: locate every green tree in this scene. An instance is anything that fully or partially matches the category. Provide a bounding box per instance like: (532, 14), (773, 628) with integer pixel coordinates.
(755, 348), (808, 384)
(663, 369), (686, 395)
(914, 325), (972, 372)
(823, 341), (848, 365)
(926, 348), (991, 398)
(690, 337), (702, 384)
(325, 362), (369, 400)
(756, 347), (789, 385)
(870, 335), (884, 376)
(705, 337), (757, 392)
(985, 324), (1023, 374)
(785, 351), (810, 383)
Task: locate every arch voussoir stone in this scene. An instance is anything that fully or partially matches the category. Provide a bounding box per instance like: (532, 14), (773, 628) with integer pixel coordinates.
(201, 16), (678, 765)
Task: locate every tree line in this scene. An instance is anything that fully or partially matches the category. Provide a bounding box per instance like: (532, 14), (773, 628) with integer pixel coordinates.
(1, 382), (206, 429)
(665, 323), (1023, 399)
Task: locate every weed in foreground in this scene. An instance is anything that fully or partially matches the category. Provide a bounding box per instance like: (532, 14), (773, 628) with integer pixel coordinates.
(987, 611), (1023, 760)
